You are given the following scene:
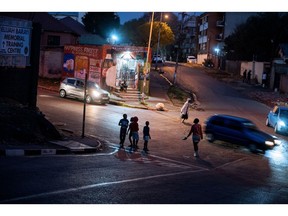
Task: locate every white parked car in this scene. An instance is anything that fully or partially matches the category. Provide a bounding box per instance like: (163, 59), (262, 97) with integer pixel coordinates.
(187, 56), (197, 64)
(152, 55), (163, 63)
(59, 77), (110, 104)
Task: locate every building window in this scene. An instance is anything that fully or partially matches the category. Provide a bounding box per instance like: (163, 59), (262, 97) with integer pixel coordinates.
(47, 35), (60, 46)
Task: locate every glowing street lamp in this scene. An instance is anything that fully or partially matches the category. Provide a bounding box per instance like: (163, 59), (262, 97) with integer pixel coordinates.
(155, 13), (168, 70)
(215, 47), (220, 68)
(108, 34), (118, 44)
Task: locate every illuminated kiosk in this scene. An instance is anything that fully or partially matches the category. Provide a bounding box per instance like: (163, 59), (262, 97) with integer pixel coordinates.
(62, 44), (151, 95)
(103, 45), (151, 95)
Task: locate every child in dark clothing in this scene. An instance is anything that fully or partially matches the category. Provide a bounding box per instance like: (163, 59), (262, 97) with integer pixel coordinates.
(127, 117), (134, 147)
(143, 121), (151, 152)
(118, 114), (129, 148)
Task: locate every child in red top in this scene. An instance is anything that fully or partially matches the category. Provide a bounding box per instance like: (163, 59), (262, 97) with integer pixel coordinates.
(129, 116), (139, 150)
(183, 118), (203, 157)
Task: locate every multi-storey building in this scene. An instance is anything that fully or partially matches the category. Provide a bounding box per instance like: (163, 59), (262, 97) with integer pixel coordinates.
(197, 12), (258, 68)
(181, 14), (198, 59)
(197, 12), (225, 68)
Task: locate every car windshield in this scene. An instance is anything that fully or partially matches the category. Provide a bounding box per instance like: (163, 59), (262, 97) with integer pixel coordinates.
(280, 109), (288, 118)
(87, 81), (99, 89)
(243, 121), (258, 130)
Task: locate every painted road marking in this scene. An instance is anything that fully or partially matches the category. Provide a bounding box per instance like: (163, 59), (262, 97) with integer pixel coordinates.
(0, 169), (207, 203)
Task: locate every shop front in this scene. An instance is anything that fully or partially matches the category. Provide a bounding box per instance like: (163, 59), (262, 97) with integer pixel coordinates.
(103, 45), (151, 95)
(62, 44), (151, 95)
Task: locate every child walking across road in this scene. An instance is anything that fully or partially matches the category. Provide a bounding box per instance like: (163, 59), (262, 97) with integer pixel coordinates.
(183, 118), (203, 157)
(143, 121), (151, 153)
(129, 116), (139, 151)
(118, 114), (129, 148)
(127, 117), (134, 147)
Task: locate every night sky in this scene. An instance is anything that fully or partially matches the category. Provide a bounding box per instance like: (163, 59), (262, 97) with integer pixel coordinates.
(118, 12), (144, 24)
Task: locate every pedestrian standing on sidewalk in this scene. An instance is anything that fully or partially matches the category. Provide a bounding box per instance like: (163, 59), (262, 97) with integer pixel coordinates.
(183, 118), (203, 157)
(180, 98), (193, 123)
(242, 70), (247, 83)
(262, 71), (267, 88)
(143, 121), (151, 153)
(247, 70), (252, 84)
(118, 114), (129, 148)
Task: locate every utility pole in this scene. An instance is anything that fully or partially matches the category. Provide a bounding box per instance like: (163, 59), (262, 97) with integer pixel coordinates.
(155, 12), (162, 70)
(82, 73), (88, 138)
(173, 12), (187, 85)
(143, 12), (154, 95)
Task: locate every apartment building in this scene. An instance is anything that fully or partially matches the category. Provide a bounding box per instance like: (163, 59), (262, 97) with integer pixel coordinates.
(181, 14), (198, 59)
(197, 12), (225, 67)
(196, 12), (258, 68)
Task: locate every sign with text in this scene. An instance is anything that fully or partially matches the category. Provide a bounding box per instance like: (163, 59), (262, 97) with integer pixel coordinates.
(0, 25), (31, 56)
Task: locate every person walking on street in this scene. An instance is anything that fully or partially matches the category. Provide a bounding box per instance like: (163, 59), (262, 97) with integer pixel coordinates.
(183, 118), (203, 157)
(118, 114), (129, 148)
(129, 116), (139, 150)
(143, 121), (151, 153)
(180, 98), (193, 123)
(127, 117), (134, 147)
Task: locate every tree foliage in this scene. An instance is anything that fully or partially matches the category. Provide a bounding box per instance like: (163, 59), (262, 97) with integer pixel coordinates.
(224, 12), (288, 61)
(82, 12), (120, 39)
(119, 12), (175, 50)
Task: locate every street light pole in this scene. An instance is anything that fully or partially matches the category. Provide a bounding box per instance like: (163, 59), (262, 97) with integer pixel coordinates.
(173, 12), (186, 85)
(155, 12), (163, 70)
(143, 12), (154, 95)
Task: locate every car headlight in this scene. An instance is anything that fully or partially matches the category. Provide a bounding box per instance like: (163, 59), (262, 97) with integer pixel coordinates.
(92, 90), (100, 98)
(278, 120), (286, 127)
(274, 139), (282, 145)
(265, 141), (274, 146)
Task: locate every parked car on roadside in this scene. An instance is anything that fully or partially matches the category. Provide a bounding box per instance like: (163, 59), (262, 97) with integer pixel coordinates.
(204, 114), (280, 153)
(152, 55), (163, 63)
(203, 58), (214, 68)
(266, 105), (288, 134)
(187, 56), (197, 64)
(59, 77), (110, 104)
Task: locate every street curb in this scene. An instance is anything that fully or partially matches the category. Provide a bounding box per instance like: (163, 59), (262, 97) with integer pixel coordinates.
(0, 137), (102, 157)
(0, 146), (100, 157)
(0, 148), (70, 157)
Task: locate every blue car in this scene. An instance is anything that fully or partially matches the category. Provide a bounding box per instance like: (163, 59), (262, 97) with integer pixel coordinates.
(205, 114), (280, 153)
(266, 105), (288, 134)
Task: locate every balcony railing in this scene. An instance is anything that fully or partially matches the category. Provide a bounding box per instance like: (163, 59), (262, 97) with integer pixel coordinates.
(216, 20), (225, 27)
(215, 34), (223, 41)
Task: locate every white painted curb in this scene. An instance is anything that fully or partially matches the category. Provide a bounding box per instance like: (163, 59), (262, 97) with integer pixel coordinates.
(5, 149), (25, 156)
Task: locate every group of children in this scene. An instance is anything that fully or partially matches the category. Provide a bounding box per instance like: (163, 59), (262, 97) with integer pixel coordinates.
(118, 114), (151, 152)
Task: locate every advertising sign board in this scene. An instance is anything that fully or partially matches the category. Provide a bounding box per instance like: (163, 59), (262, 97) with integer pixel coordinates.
(0, 16), (32, 67)
(0, 26), (30, 56)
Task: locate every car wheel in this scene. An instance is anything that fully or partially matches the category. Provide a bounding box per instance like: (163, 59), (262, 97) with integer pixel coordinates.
(86, 95), (92, 104)
(206, 133), (215, 143)
(249, 143), (257, 153)
(265, 118), (270, 127)
(59, 89), (66, 98)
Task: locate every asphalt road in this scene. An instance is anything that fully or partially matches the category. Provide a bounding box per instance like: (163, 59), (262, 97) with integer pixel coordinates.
(1, 65), (288, 209)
